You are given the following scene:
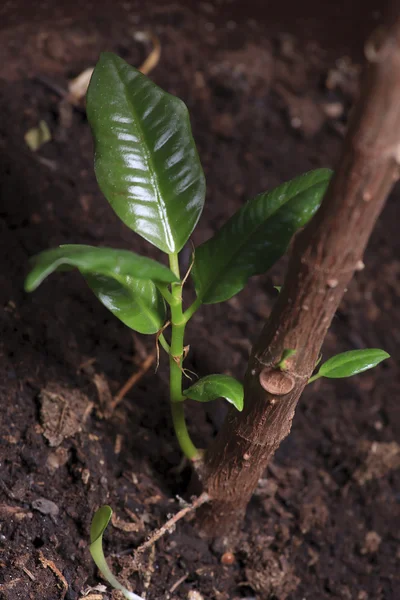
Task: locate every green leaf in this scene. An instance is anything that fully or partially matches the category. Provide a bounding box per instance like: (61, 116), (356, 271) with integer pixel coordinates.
(318, 349), (390, 379)
(85, 274), (165, 334)
(25, 245), (168, 334)
(86, 52), (206, 254)
(90, 505), (112, 544)
(90, 506), (144, 600)
(192, 169), (332, 304)
(24, 244), (177, 292)
(183, 374), (244, 411)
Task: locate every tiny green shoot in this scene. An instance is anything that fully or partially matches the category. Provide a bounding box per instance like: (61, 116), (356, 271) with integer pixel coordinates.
(277, 348), (297, 371)
(90, 506), (144, 600)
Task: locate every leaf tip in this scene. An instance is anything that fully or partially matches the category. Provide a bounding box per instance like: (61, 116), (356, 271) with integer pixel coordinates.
(90, 505), (113, 544)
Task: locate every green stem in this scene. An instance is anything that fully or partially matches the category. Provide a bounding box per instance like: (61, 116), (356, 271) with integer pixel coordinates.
(308, 373), (322, 384)
(158, 333), (170, 354)
(157, 283), (174, 305)
(168, 253), (199, 460)
(183, 296), (202, 323)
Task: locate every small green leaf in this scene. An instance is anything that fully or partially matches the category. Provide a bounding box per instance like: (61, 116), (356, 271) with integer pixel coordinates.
(85, 274), (165, 334)
(318, 349), (390, 379)
(87, 52), (206, 254)
(183, 374), (244, 411)
(277, 348), (296, 370)
(24, 244), (177, 292)
(25, 245), (168, 334)
(192, 169), (332, 304)
(90, 505), (112, 544)
(274, 286), (282, 293)
(90, 506), (144, 600)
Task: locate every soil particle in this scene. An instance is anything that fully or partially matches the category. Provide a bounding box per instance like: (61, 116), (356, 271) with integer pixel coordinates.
(245, 548), (300, 599)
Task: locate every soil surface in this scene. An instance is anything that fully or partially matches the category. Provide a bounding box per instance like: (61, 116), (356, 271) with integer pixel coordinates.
(0, 1), (399, 599)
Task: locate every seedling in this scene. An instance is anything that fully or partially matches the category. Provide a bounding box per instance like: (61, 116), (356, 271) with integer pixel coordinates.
(90, 506), (144, 600)
(25, 53), (389, 462)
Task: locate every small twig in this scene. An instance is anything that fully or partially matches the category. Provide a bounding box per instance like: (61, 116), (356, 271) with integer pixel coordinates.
(142, 545), (155, 598)
(21, 566), (36, 581)
(134, 492), (209, 562)
(112, 353), (156, 411)
(169, 572), (189, 593)
(38, 552), (68, 598)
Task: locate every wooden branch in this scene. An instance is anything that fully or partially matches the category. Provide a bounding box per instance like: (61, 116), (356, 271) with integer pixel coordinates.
(199, 8), (400, 537)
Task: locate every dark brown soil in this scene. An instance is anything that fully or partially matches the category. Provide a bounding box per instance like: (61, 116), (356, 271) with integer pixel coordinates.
(0, 2), (399, 599)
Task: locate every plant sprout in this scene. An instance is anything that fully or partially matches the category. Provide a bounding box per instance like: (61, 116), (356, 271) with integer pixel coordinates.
(90, 506), (144, 600)
(25, 53), (389, 463)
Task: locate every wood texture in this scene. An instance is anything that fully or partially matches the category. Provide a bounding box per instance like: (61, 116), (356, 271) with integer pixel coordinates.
(199, 8), (400, 537)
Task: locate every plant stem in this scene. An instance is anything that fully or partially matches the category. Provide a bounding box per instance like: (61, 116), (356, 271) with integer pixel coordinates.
(157, 283), (174, 305)
(308, 373), (322, 384)
(158, 333), (170, 354)
(183, 296), (202, 322)
(168, 253), (199, 460)
(170, 402), (198, 460)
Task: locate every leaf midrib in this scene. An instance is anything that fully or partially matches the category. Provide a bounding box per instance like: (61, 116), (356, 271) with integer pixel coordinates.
(114, 59), (175, 252)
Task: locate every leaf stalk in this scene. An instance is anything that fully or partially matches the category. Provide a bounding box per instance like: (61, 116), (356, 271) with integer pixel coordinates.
(168, 253), (199, 460)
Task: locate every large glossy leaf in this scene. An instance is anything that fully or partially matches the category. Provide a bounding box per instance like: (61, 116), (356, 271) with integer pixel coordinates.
(192, 169), (332, 304)
(24, 245), (167, 334)
(318, 349), (390, 379)
(86, 52), (206, 254)
(24, 244), (177, 292)
(183, 374), (244, 411)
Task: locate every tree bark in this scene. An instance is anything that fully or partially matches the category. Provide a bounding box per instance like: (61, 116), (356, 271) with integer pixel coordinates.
(198, 8), (400, 539)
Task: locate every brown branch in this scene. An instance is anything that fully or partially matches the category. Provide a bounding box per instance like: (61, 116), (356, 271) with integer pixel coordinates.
(198, 8), (400, 538)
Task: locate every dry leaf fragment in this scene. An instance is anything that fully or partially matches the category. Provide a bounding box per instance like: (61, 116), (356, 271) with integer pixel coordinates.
(40, 383), (93, 446)
(68, 67), (94, 102)
(25, 120), (51, 151)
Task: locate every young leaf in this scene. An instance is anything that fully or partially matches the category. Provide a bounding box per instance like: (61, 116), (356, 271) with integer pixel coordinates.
(192, 169), (332, 304)
(24, 244), (177, 292)
(25, 245), (167, 334)
(277, 348), (296, 370)
(183, 374), (244, 412)
(90, 506), (144, 600)
(86, 52), (206, 254)
(85, 274), (165, 334)
(318, 349), (390, 379)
